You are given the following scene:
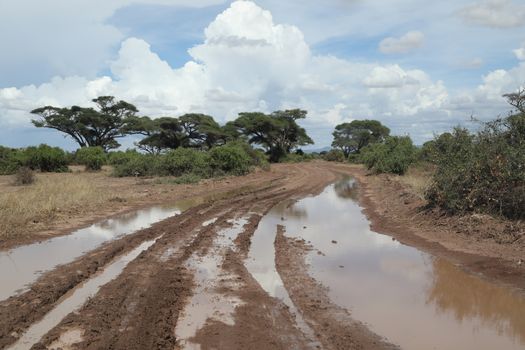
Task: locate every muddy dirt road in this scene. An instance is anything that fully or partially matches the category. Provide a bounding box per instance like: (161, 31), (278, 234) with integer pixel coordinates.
(1, 162), (524, 350)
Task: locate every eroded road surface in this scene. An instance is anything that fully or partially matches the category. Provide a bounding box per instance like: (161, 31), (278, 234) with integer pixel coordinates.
(1, 163), (525, 350)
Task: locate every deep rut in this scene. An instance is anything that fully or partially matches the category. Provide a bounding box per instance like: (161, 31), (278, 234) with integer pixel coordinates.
(2, 162), (342, 350)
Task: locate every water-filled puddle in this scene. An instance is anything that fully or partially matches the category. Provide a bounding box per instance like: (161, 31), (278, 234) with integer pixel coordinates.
(245, 203), (321, 347)
(0, 205), (182, 301)
(176, 217), (248, 349)
(8, 238), (159, 350)
(249, 178), (525, 350)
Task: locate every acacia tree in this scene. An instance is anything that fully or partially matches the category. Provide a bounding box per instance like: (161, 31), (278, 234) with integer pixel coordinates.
(503, 88), (525, 114)
(331, 120), (390, 157)
(135, 117), (184, 154)
(136, 114), (230, 154)
(231, 109), (313, 162)
(179, 113), (229, 149)
(31, 96), (144, 151)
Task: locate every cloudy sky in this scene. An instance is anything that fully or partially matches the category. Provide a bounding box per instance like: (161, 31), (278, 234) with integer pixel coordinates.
(0, 0), (524, 149)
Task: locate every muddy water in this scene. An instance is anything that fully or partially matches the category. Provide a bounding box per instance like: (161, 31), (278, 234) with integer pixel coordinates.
(250, 178), (525, 350)
(176, 217), (248, 349)
(245, 203), (321, 347)
(0, 205), (181, 301)
(7, 238), (159, 350)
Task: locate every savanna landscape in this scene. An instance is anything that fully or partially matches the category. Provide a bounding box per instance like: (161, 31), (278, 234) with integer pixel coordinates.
(1, 1), (525, 350)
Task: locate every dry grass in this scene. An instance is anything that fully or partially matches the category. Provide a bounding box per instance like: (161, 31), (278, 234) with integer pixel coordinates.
(0, 174), (111, 239)
(396, 163), (435, 199)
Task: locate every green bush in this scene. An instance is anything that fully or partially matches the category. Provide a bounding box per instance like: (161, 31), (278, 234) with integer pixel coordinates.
(0, 146), (20, 175)
(322, 149), (345, 162)
(112, 153), (161, 177)
(111, 143), (268, 179)
(231, 141), (269, 168)
(162, 148), (212, 177)
(426, 115), (525, 219)
(22, 144), (69, 172)
(209, 142), (252, 176)
(107, 150), (142, 166)
(76, 147), (106, 171)
(360, 136), (417, 175)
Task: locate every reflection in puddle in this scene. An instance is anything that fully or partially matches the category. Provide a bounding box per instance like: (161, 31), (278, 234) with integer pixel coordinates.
(176, 218), (248, 349)
(245, 202), (320, 347)
(267, 177), (525, 350)
(0, 205), (182, 301)
(7, 238), (159, 350)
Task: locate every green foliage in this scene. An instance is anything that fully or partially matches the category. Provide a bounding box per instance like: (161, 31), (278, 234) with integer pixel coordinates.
(22, 144), (69, 172)
(230, 109), (314, 162)
(136, 114), (231, 154)
(162, 148), (212, 177)
(112, 142), (265, 179)
(0, 146), (20, 175)
(419, 132), (454, 163)
(322, 149), (346, 162)
(112, 154), (162, 177)
(31, 96), (143, 151)
(232, 141), (269, 169)
(209, 142), (252, 175)
(107, 150), (142, 166)
(332, 120), (390, 157)
(426, 115), (525, 219)
(360, 136), (417, 175)
(75, 146), (106, 171)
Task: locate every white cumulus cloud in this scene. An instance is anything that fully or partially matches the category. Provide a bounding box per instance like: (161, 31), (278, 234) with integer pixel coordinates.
(379, 31), (425, 54)
(514, 44), (525, 60)
(0, 0), (519, 146)
(460, 0), (525, 28)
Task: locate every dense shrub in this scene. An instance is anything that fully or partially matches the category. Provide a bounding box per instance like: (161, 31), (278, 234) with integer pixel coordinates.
(107, 150), (142, 166)
(426, 115), (525, 219)
(21, 144), (69, 172)
(112, 143), (268, 178)
(112, 153), (161, 177)
(232, 141), (269, 169)
(0, 146), (20, 175)
(360, 136), (417, 175)
(209, 142), (252, 176)
(322, 149), (345, 162)
(76, 147), (106, 171)
(162, 148), (212, 177)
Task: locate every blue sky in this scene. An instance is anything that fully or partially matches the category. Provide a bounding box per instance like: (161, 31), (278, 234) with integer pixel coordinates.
(0, 0), (524, 150)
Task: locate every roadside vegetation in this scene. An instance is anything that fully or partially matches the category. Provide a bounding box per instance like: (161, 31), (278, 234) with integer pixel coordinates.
(328, 89), (525, 220)
(1, 88), (523, 241)
(0, 174), (110, 238)
(1, 96), (316, 180)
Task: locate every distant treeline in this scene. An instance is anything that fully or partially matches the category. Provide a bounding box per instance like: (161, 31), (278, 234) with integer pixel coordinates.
(30, 96), (313, 163)
(0, 96), (318, 182)
(1, 90), (523, 219)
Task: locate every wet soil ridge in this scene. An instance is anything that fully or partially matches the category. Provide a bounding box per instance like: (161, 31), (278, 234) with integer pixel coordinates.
(2, 162), (524, 350)
(271, 176), (525, 350)
(4, 163), (334, 349)
(275, 228), (398, 350)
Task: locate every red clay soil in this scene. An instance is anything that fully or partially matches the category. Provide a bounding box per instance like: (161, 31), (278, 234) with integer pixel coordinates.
(2, 161), (524, 350)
